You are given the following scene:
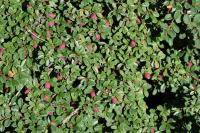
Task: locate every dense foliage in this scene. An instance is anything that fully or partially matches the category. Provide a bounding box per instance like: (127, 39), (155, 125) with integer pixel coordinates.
(0, 0), (200, 132)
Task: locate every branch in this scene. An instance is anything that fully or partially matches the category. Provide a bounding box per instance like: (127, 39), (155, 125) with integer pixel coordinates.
(192, 76), (200, 82)
(62, 108), (79, 124)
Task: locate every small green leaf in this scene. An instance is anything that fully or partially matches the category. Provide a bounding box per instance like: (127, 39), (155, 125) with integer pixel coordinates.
(165, 14), (172, 20)
(3, 66), (9, 75)
(179, 33), (186, 39)
(174, 11), (181, 23)
(172, 24), (180, 33)
(194, 14), (200, 23)
(183, 14), (190, 24)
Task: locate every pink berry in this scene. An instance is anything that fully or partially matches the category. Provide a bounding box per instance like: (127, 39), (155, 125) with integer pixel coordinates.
(93, 107), (99, 112)
(56, 74), (62, 81)
(144, 72), (151, 80)
(48, 112), (53, 116)
(130, 40), (136, 48)
(151, 128), (155, 133)
(48, 21), (55, 27)
(27, 4), (32, 8)
(192, 84), (197, 91)
(96, 34), (100, 41)
(60, 42), (65, 49)
(167, 5), (173, 12)
(90, 90), (96, 98)
(59, 56), (65, 61)
(80, 22), (85, 27)
(48, 13), (56, 18)
(47, 30), (51, 39)
(111, 96), (118, 104)
(51, 44), (56, 49)
(24, 88), (31, 95)
(45, 82), (51, 90)
(158, 75), (163, 81)
(51, 121), (57, 126)
(105, 20), (110, 27)
(90, 13), (97, 21)
(44, 95), (50, 102)
(32, 43), (38, 48)
(136, 17), (142, 24)
(187, 62), (193, 68)
(31, 32), (37, 40)
(0, 48), (4, 56)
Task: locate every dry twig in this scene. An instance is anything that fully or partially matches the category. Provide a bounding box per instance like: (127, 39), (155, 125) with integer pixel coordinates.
(24, 27), (47, 42)
(62, 108), (79, 124)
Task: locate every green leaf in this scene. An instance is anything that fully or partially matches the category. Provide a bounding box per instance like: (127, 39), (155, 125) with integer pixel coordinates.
(3, 66), (9, 75)
(194, 39), (200, 49)
(172, 24), (180, 33)
(179, 33), (186, 39)
(4, 119), (11, 127)
(194, 14), (200, 23)
(153, 11), (159, 18)
(174, 11), (181, 23)
(165, 14), (172, 20)
(127, 0), (138, 5)
(183, 14), (190, 24)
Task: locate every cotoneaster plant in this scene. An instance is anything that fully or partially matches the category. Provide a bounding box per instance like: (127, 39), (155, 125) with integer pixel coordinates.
(0, 0), (199, 132)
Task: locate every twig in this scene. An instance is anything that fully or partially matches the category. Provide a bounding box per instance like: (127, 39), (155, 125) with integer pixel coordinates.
(8, 87), (24, 106)
(51, 94), (57, 100)
(192, 76), (200, 82)
(25, 27), (47, 42)
(74, 39), (80, 46)
(62, 108), (79, 124)
(0, 117), (9, 122)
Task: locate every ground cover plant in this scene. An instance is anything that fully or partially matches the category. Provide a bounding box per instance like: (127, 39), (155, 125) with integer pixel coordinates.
(0, 0), (200, 132)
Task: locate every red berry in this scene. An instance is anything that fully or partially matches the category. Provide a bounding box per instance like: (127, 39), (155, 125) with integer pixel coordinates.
(44, 95), (50, 102)
(24, 88), (31, 95)
(130, 40), (136, 48)
(47, 30), (51, 39)
(96, 34), (101, 41)
(144, 72), (151, 80)
(111, 96), (118, 104)
(48, 13), (56, 18)
(90, 90), (96, 98)
(45, 82), (51, 90)
(48, 21), (55, 27)
(93, 107), (99, 112)
(31, 32), (37, 40)
(90, 13), (97, 21)
(60, 42), (65, 49)
(187, 62), (193, 68)
(48, 112), (53, 116)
